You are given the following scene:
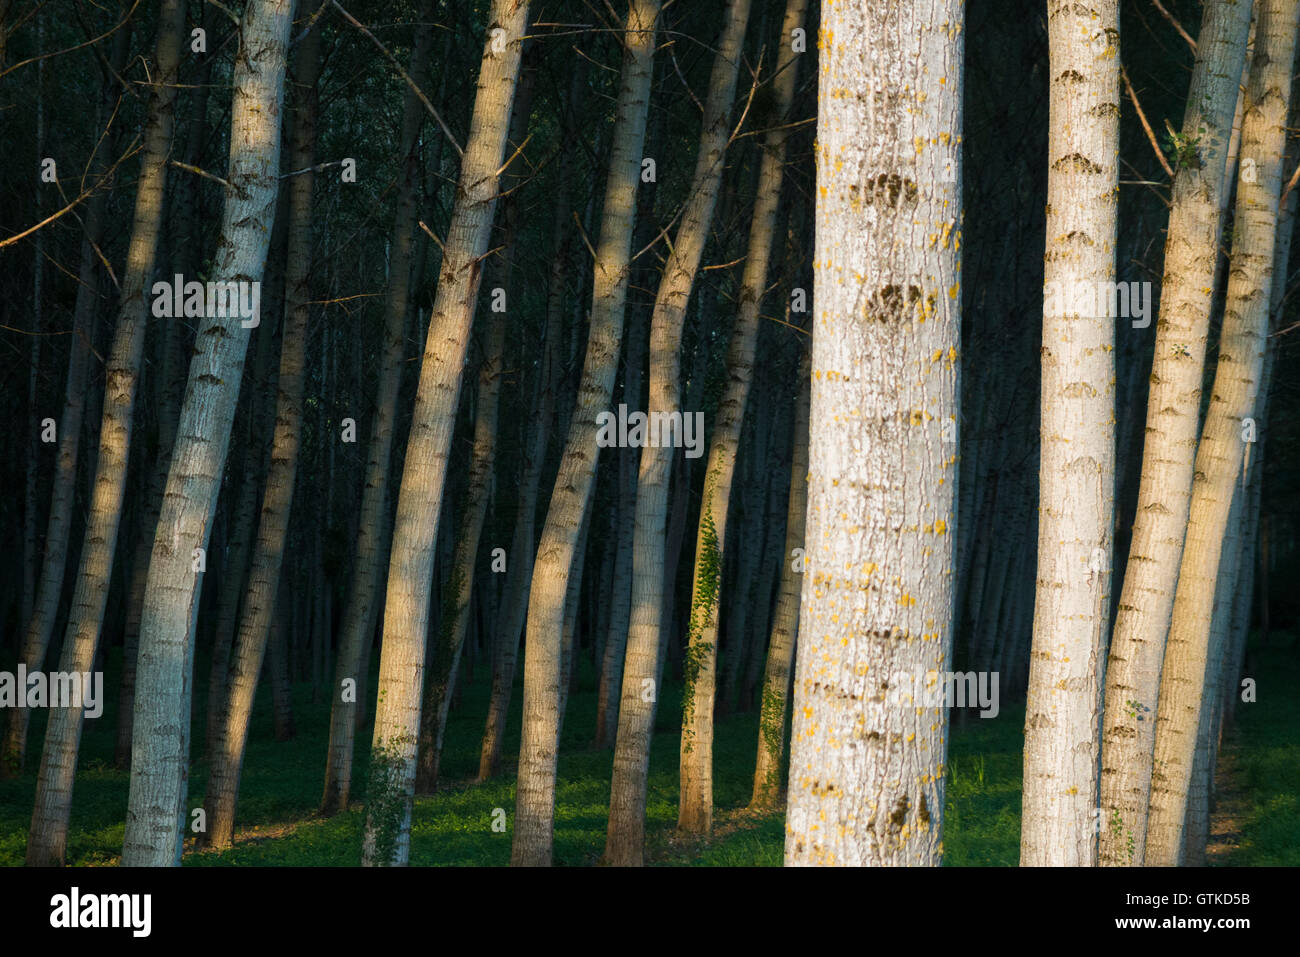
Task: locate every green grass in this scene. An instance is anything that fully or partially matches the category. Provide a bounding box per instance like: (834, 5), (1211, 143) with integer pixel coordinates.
(1, 634), (1295, 866)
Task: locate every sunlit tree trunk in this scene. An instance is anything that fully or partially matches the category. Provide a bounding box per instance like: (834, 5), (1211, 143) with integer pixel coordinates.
(1146, 0), (1300, 865)
(1020, 0), (1119, 868)
(603, 0), (753, 867)
(677, 0), (806, 836)
(201, 4), (323, 850)
(121, 0), (295, 867)
(1098, 0), (1252, 867)
(361, 0), (530, 867)
(509, 0), (661, 865)
(784, 0), (962, 868)
(320, 1), (442, 817)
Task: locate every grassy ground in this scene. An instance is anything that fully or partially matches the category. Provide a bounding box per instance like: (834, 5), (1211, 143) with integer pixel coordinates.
(1, 633), (1295, 866)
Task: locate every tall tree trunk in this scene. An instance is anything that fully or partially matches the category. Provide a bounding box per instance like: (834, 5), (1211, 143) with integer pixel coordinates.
(23, 0), (188, 867)
(751, 350), (808, 810)
(201, 2), (322, 850)
(1020, 0), (1119, 868)
(784, 0), (962, 868)
(507, 0), (661, 866)
(320, 0), (442, 817)
(121, 0), (296, 867)
(414, 46), (543, 793)
(602, 0), (751, 867)
(1146, 0), (1299, 865)
(1099, 0), (1252, 867)
(677, 0), (808, 819)
(361, 0), (530, 868)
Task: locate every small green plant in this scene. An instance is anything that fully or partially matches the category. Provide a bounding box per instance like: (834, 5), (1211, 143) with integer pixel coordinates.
(1162, 120), (1205, 171)
(1125, 699), (1152, 722)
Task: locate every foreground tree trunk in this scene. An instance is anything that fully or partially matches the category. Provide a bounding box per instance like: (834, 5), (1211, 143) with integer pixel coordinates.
(361, 0), (530, 867)
(508, 0), (661, 866)
(121, 0), (295, 867)
(201, 1), (323, 851)
(602, 0), (752, 867)
(1146, 0), (1299, 866)
(1020, 0), (1119, 868)
(24, 0), (188, 867)
(1098, 0), (1252, 868)
(677, 0), (808, 836)
(783, 0), (962, 868)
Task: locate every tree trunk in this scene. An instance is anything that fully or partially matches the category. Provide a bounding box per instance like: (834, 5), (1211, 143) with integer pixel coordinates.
(603, 0), (752, 867)
(22, 0), (187, 865)
(676, 0), (806, 811)
(201, 4), (322, 850)
(1099, 0), (1252, 867)
(320, 0), (442, 817)
(0, 27), (127, 778)
(121, 0), (296, 867)
(1146, 0), (1300, 865)
(1020, 0), (1118, 868)
(751, 350), (809, 810)
(507, 0), (662, 866)
(362, 0), (530, 868)
(784, 0), (962, 868)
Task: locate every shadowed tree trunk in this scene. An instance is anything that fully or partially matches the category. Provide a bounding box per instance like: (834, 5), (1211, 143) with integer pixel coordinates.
(508, 0), (661, 865)
(23, 0), (187, 866)
(751, 349), (808, 810)
(320, 0), (443, 817)
(677, 0), (806, 836)
(201, 2), (323, 850)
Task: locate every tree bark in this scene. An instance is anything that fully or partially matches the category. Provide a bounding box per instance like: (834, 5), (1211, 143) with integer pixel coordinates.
(1146, 0), (1300, 865)
(603, 0), (753, 867)
(784, 0), (962, 868)
(1099, 0), (1252, 867)
(1020, 0), (1119, 868)
(751, 350), (809, 810)
(121, 0), (296, 867)
(320, 0), (443, 817)
(361, 0), (530, 868)
(507, 0), (661, 866)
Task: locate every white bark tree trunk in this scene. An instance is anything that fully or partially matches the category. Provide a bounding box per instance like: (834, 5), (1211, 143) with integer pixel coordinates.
(1098, 0), (1252, 867)
(677, 0), (808, 837)
(509, 0), (660, 866)
(602, 0), (752, 867)
(361, 0), (530, 867)
(1020, 0), (1119, 868)
(121, 0), (296, 867)
(1146, 0), (1300, 865)
(784, 0), (963, 868)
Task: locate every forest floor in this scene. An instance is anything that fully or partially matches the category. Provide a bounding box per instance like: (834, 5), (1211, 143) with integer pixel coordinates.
(1, 633), (1295, 866)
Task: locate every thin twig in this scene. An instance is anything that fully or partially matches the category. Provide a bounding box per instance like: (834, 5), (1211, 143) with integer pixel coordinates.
(170, 159), (232, 191)
(1122, 65), (1174, 180)
(1152, 0), (1197, 53)
(418, 219), (445, 254)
